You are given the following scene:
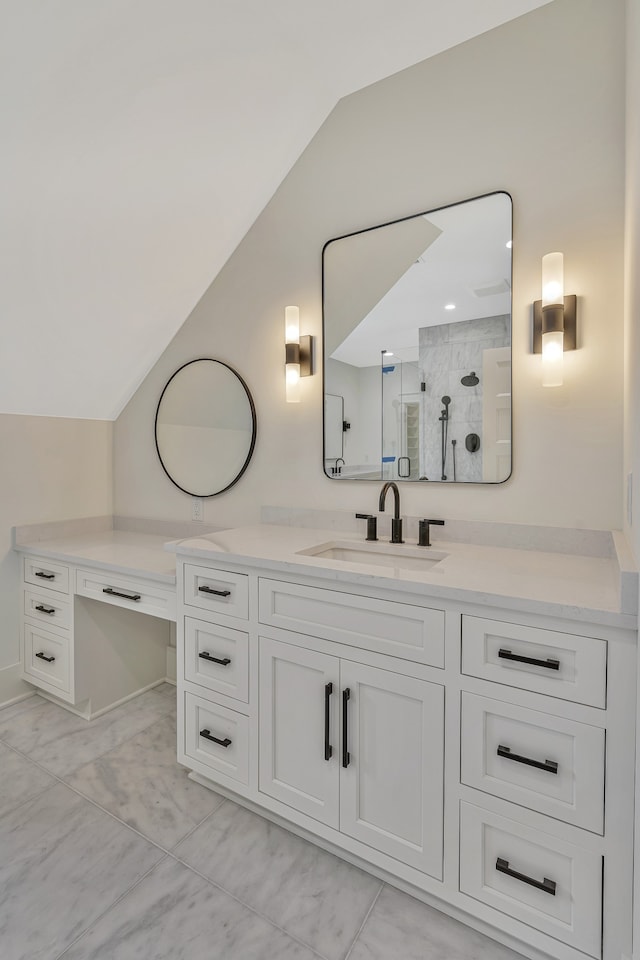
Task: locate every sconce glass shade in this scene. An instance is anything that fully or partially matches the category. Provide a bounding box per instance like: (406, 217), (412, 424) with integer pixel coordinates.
(542, 252), (564, 307)
(285, 305), (301, 403)
(542, 330), (564, 387)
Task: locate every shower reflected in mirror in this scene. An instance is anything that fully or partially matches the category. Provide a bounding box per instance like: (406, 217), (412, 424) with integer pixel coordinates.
(323, 191), (512, 483)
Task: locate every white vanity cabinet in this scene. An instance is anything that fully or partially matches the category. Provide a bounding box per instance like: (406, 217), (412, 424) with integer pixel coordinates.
(19, 550), (175, 718)
(258, 635), (444, 878)
(175, 550), (636, 960)
(21, 556), (75, 702)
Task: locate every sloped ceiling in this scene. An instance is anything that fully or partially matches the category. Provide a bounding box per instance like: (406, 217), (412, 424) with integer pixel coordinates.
(0, 0), (552, 419)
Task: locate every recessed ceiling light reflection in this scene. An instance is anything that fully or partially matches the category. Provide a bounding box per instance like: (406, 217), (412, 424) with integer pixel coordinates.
(506, 240), (513, 249)
(445, 304), (456, 311)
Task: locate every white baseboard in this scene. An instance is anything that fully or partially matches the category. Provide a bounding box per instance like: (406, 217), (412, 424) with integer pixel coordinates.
(0, 662), (34, 709)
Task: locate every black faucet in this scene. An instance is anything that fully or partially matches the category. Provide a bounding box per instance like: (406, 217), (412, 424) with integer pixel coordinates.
(379, 481), (404, 544)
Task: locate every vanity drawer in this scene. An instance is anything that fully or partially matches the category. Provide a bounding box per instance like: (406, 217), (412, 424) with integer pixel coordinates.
(461, 616), (607, 707)
(76, 569), (176, 621)
(184, 616), (249, 702)
(183, 564), (249, 621)
(23, 587), (72, 630)
(183, 691), (249, 787)
(459, 801), (602, 958)
(258, 579), (445, 667)
(461, 693), (605, 833)
(22, 621), (71, 696)
(23, 556), (70, 595)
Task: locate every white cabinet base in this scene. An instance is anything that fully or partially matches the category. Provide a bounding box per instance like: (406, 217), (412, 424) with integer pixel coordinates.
(176, 556), (635, 960)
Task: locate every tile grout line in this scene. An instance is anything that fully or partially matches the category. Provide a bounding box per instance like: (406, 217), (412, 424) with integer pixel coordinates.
(343, 882), (384, 960)
(0, 740), (179, 857)
(52, 853), (172, 960)
(0, 693), (176, 789)
(0, 727), (326, 956)
(3, 697), (360, 960)
(166, 797), (228, 854)
(169, 852), (332, 960)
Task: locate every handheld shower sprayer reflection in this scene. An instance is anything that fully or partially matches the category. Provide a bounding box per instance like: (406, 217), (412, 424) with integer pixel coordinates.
(439, 397), (451, 480)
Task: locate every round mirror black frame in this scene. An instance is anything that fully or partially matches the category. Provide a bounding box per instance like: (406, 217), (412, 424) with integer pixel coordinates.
(154, 358), (257, 497)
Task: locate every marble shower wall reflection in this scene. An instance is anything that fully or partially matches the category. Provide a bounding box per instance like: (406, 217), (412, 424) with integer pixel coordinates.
(418, 315), (510, 482)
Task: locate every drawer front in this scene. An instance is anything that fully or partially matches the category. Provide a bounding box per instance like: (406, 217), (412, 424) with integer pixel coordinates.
(183, 564), (249, 621)
(461, 693), (605, 833)
(23, 622), (71, 694)
(23, 556), (70, 595)
(184, 617), (249, 702)
(258, 579), (445, 667)
(76, 569), (176, 621)
(461, 616), (607, 707)
(184, 691), (249, 786)
(459, 801), (602, 958)
(23, 587), (72, 630)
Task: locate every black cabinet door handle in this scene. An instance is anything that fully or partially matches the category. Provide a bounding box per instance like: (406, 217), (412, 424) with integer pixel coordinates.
(35, 571), (55, 580)
(35, 652), (55, 663)
(199, 728), (232, 748)
(497, 745), (558, 775)
(496, 857), (556, 896)
(498, 648), (560, 671)
(324, 682), (333, 761)
(35, 605), (56, 615)
(103, 587), (141, 602)
(198, 585), (232, 597)
(198, 651), (231, 666)
(342, 687), (351, 768)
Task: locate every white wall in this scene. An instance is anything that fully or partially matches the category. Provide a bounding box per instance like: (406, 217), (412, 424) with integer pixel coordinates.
(0, 415), (113, 703)
(115, 0), (626, 533)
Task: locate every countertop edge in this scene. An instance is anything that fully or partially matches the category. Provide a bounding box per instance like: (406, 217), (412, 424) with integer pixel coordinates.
(173, 538), (637, 632)
(13, 540), (177, 586)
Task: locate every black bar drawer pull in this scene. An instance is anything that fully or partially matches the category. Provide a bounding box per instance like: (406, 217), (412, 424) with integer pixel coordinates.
(342, 687), (351, 768)
(496, 857), (556, 896)
(199, 651), (231, 666)
(103, 587), (141, 602)
(35, 652), (55, 663)
(35, 571), (55, 580)
(199, 728), (232, 748)
(324, 682), (333, 761)
(498, 648), (560, 671)
(35, 605), (56, 616)
(497, 745), (558, 775)
(198, 585), (231, 597)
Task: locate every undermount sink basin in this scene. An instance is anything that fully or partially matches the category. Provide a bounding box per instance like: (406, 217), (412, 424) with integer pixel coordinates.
(297, 540), (448, 573)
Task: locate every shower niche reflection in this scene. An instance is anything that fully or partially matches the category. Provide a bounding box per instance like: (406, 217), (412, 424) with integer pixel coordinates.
(323, 192), (512, 483)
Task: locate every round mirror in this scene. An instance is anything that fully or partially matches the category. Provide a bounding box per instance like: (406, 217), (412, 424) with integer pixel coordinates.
(155, 358), (257, 497)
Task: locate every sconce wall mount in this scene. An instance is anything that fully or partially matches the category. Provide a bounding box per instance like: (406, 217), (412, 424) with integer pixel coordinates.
(284, 336), (313, 377)
(532, 295), (577, 353)
(284, 305), (314, 402)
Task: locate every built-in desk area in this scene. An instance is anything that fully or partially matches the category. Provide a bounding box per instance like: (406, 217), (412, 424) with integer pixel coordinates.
(14, 520), (179, 719)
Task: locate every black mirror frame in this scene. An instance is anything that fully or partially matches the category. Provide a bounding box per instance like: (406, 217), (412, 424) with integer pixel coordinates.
(154, 357), (257, 497)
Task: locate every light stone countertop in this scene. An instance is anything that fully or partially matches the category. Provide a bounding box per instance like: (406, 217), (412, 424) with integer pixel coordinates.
(14, 530), (176, 585)
(172, 523), (638, 630)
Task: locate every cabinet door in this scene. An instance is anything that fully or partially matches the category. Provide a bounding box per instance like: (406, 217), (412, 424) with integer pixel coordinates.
(339, 661), (444, 879)
(259, 636), (339, 828)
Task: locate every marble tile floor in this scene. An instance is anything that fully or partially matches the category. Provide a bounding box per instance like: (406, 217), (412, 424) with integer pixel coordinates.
(0, 685), (527, 960)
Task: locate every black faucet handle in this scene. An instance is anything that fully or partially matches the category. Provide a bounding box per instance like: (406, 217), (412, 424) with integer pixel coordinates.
(355, 513), (378, 541)
(418, 518), (445, 547)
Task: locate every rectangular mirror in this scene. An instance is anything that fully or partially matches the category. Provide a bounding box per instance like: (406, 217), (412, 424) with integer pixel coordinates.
(322, 192), (512, 483)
